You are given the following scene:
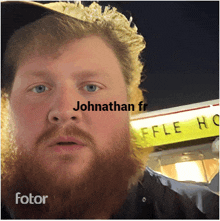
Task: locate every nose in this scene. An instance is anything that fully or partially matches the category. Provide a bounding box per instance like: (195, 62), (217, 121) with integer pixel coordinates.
(48, 87), (83, 125)
(48, 110), (78, 124)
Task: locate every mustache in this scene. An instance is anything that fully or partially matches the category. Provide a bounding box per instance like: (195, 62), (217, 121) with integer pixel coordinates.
(35, 124), (95, 149)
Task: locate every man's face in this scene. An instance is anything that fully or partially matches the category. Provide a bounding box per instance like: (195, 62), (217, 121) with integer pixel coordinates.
(9, 35), (130, 181)
(3, 34), (140, 219)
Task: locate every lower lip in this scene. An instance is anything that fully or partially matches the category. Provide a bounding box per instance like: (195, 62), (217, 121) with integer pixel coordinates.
(53, 145), (84, 153)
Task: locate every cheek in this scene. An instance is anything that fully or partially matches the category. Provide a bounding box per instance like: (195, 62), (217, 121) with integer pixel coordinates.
(89, 110), (129, 146)
(88, 90), (130, 144)
(13, 103), (44, 126)
(10, 99), (47, 146)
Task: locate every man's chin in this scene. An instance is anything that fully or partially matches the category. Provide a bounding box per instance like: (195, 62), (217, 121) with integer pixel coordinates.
(2, 134), (140, 219)
(36, 147), (95, 186)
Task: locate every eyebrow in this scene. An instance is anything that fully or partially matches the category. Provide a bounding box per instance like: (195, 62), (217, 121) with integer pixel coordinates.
(73, 71), (103, 80)
(22, 71), (50, 78)
(22, 70), (110, 80)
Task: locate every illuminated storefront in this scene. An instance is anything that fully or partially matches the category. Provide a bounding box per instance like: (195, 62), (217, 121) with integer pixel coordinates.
(131, 99), (219, 192)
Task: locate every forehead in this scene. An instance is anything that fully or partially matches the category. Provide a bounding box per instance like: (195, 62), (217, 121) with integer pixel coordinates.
(16, 35), (122, 78)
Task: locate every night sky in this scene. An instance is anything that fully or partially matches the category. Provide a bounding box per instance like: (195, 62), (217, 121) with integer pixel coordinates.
(105, 1), (219, 111)
(40, 1), (220, 111)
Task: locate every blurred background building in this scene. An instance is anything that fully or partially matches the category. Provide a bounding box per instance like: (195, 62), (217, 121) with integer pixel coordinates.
(131, 99), (219, 195)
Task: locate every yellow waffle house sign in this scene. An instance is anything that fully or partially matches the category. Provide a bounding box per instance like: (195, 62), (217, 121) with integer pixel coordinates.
(131, 100), (219, 147)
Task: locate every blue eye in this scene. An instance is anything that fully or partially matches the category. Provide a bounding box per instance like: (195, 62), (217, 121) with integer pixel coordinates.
(84, 84), (99, 92)
(32, 85), (48, 93)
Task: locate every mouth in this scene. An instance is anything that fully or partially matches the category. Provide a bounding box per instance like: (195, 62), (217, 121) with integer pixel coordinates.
(49, 136), (85, 154)
(53, 143), (85, 153)
(57, 142), (77, 145)
(49, 136), (85, 146)
(50, 137), (85, 153)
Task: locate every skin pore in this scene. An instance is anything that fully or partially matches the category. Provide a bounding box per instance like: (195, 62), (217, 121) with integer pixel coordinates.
(2, 35), (140, 219)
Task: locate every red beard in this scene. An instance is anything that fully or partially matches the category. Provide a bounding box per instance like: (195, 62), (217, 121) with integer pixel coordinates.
(2, 125), (141, 219)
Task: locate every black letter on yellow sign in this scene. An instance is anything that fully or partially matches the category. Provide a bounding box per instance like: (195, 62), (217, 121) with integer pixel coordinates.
(141, 128), (148, 138)
(163, 124), (171, 135)
(197, 116), (208, 129)
(213, 114), (219, 126)
(173, 121), (181, 133)
(152, 126), (159, 137)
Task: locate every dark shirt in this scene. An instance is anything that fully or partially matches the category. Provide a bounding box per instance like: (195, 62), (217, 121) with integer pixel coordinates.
(2, 168), (219, 219)
(112, 168), (219, 219)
